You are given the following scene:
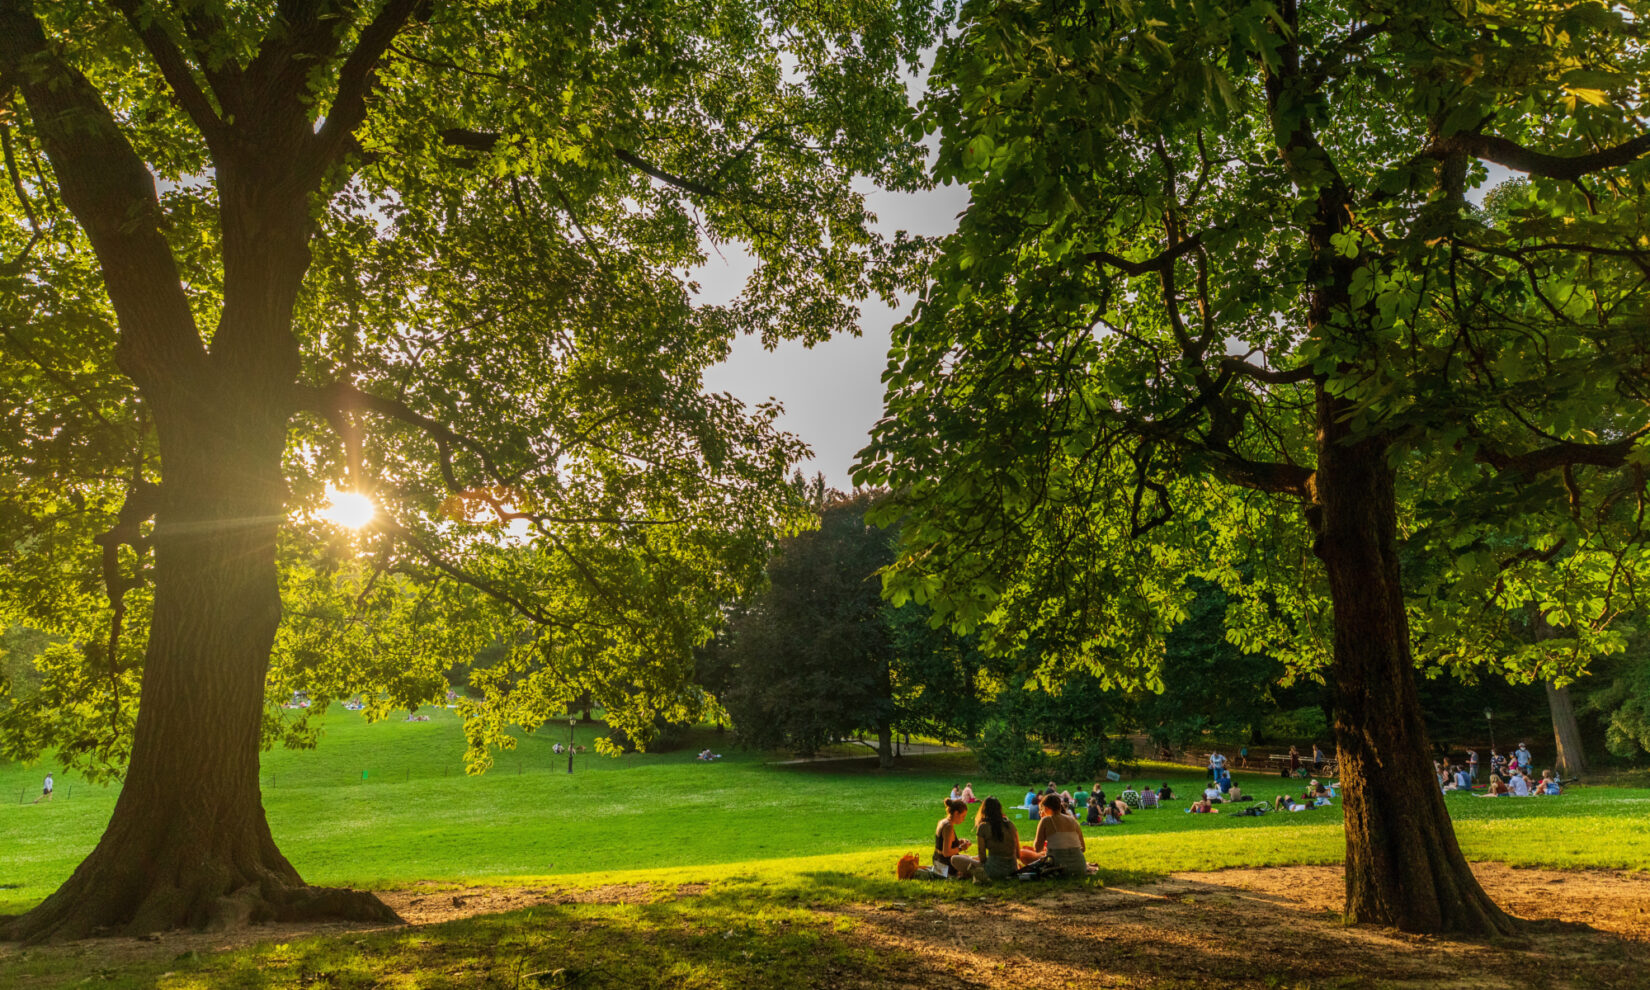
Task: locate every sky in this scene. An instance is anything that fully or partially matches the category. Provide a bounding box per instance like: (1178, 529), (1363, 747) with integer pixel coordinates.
(696, 182), (971, 491)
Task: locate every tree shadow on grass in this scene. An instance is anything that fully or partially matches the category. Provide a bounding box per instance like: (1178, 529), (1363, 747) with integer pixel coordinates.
(822, 869), (1650, 989)
(11, 867), (1649, 989)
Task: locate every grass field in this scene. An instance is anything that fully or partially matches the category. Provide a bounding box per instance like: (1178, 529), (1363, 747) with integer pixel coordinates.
(3, 705), (1646, 920)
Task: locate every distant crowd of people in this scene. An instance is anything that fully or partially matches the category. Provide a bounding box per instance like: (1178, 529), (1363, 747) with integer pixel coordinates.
(1441, 742), (1563, 797)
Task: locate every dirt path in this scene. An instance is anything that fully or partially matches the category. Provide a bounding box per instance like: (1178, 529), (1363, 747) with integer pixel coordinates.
(838, 863), (1650, 989)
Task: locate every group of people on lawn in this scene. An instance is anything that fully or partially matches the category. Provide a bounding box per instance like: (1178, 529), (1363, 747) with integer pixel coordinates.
(1439, 742), (1563, 797)
(931, 778), (1204, 882)
(934, 763), (1349, 879)
(933, 791), (1097, 883)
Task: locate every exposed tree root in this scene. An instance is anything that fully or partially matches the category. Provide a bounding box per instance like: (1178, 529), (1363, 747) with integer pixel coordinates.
(2, 877), (401, 945)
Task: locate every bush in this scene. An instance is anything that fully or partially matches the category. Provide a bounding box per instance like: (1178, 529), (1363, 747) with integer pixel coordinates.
(1262, 706), (1330, 741)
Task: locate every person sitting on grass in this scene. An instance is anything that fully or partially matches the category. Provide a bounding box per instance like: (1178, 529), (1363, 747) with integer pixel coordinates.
(1073, 784), (1090, 809)
(1188, 797), (1218, 814)
(935, 798), (977, 878)
(1061, 789), (1076, 813)
(1034, 793), (1090, 874)
(1509, 771), (1532, 797)
(970, 797), (1030, 882)
(1202, 782), (1223, 804)
(1535, 770), (1562, 796)
(962, 783), (979, 804)
(1120, 784), (1142, 809)
(1140, 787), (1159, 808)
(950, 784), (964, 801)
(1023, 787), (1041, 815)
(1157, 782), (1175, 802)
(1227, 782), (1247, 802)
(1086, 793), (1103, 825)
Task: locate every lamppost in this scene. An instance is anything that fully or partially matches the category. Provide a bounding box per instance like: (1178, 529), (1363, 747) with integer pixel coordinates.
(567, 716), (576, 775)
(1483, 707), (1495, 754)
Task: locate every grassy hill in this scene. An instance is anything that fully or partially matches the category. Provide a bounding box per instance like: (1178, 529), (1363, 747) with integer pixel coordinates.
(2, 706), (1645, 917)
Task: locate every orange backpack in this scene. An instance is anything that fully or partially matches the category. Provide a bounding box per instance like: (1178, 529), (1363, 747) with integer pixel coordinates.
(896, 852), (921, 880)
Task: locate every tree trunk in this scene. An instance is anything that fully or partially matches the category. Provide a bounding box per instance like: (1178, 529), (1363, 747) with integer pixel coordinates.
(1544, 682), (1587, 778)
(877, 721), (895, 769)
(1, 412), (398, 942)
(1313, 401), (1515, 936)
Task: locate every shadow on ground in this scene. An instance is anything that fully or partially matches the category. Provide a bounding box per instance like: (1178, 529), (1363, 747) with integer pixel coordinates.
(4, 864), (1647, 988)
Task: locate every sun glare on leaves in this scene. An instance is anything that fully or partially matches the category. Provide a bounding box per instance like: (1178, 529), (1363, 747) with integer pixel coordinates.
(318, 486), (376, 530)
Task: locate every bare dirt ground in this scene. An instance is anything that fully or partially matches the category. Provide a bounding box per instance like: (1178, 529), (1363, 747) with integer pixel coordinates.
(838, 864), (1650, 989)
(3, 865), (1645, 987)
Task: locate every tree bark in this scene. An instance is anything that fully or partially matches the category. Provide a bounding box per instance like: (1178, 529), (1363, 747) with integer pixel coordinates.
(1544, 682), (1587, 778)
(877, 721), (895, 769)
(1313, 398), (1516, 936)
(2, 411), (399, 942)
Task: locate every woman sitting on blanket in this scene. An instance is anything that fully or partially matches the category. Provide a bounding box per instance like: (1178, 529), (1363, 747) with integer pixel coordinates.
(961, 782), (980, 803)
(934, 798), (977, 877)
(1034, 793), (1091, 874)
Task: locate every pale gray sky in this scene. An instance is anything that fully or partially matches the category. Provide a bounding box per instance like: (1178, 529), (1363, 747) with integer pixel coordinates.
(698, 181), (970, 489)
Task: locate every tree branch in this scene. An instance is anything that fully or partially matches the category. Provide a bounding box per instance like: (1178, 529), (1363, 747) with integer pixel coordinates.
(109, 0), (225, 145)
(299, 381), (508, 491)
(1083, 234), (1204, 276)
(1476, 428), (1649, 476)
(1218, 357), (1316, 385)
(0, 0), (207, 393)
(613, 148), (721, 198)
(310, 0), (422, 177)
(1429, 131), (1650, 181)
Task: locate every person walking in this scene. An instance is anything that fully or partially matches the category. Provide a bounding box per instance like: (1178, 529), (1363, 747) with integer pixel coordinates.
(1467, 748), (1479, 783)
(34, 772), (52, 804)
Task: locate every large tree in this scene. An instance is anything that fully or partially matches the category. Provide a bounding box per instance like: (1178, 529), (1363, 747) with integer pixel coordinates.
(706, 486), (902, 763)
(0, 0), (939, 940)
(859, 0), (1650, 935)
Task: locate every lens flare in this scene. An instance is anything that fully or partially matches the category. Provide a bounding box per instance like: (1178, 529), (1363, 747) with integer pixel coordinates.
(318, 486), (376, 530)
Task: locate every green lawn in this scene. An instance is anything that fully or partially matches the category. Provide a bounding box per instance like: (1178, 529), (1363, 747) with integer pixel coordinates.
(2, 706), (1646, 919)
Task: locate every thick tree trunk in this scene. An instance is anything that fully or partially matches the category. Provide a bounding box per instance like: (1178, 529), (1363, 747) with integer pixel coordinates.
(1544, 682), (1587, 778)
(2, 413), (398, 942)
(877, 721), (895, 769)
(1314, 403), (1515, 936)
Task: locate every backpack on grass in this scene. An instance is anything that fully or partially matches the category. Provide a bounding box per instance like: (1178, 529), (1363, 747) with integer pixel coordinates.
(897, 852), (920, 880)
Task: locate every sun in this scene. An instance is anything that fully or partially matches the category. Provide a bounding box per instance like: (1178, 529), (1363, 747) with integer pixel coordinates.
(318, 485), (376, 530)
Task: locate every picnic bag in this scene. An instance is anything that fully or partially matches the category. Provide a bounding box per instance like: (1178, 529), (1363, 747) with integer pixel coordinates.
(896, 852), (921, 880)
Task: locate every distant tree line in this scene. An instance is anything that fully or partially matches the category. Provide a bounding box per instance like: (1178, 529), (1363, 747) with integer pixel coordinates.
(680, 482), (1650, 780)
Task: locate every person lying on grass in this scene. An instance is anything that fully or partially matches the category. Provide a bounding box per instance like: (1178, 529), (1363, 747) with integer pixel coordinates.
(935, 798), (976, 877)
(1189, 797), (1219, 814)
(1033, 793), (1093, 874)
